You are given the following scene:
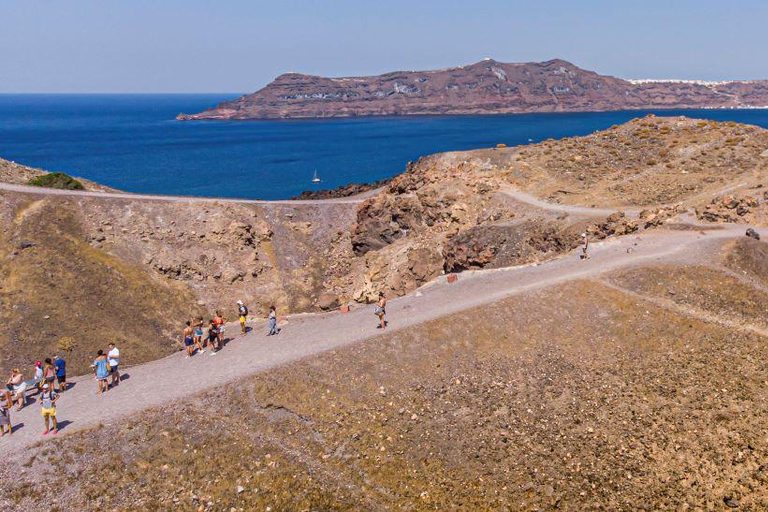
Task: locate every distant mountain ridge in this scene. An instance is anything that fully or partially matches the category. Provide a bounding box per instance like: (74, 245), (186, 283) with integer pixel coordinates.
(177, 58), (768, 120)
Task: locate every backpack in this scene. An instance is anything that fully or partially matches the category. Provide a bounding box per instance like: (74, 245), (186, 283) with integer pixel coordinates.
(239, 305), (248, 316)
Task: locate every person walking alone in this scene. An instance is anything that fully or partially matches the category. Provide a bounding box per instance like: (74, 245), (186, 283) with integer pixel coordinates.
(237, 300), (248, 335)
(267, 306), (279, 336)
(580, 233), (590, 260)
(375, 292), (387, 330)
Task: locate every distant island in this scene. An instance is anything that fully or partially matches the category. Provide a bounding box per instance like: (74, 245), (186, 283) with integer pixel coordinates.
(177, 58), (768, 120)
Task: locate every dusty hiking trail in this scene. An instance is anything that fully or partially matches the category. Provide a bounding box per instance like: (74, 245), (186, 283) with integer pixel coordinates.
(1, 221), (760, 454)
(0, 181), (372, 205)
(499, 186), (641, 218)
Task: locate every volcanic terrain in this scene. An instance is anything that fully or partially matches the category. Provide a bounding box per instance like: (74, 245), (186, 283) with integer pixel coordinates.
(3, 116), (768, 510)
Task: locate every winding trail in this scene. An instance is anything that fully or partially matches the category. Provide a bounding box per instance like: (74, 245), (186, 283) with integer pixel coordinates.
(499, 186), (641, 218)
(0, 182), (373, 205)
(1, 222), (759, 454)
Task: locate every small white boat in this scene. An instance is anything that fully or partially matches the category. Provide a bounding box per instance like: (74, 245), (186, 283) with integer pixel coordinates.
(311, 170), (321, 183)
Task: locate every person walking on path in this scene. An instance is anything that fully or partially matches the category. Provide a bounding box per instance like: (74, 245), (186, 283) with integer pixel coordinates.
(237, 300), (248, 335)
(375, 292), (387, 330)
(580, 233), (590, 260)
(0, 391), (11, 437)
(183, 321), (195, 358)
(91, 350), (110, 394)
(267, 306), (280, 336)
(6, 369), (25, 411)
(193, 316), (206, 355)
(34, 361), (44, 390)
(43, 359), (56, 389)
(214, 311), (226, 347)
(53, 355), (66, 392)
(39, 383), (59, 435)
(107, 343), (121, 387)
(207, 319), (220, 355)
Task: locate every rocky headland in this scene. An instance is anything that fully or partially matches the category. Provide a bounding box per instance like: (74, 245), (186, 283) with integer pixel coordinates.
(178, 58), (768, 120)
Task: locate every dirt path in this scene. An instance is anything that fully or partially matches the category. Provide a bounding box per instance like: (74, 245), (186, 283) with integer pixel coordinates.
(0, 182), (369, 205)
(1, 222), (759, 453)
(499, 186), (641, 218)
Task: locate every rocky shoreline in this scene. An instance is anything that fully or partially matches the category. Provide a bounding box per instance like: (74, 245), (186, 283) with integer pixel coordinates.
(290, 179), (390, 200)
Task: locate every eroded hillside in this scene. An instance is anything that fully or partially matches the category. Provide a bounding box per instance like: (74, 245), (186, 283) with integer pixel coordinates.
(2, 115), (768, 376)
(5, 237), (768, 510)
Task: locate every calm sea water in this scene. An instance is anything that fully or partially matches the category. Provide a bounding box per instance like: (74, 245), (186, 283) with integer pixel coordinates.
(2, 94), (768, 200)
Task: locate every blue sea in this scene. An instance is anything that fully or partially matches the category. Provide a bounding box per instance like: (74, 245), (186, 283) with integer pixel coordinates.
(2, 94), (768, 200)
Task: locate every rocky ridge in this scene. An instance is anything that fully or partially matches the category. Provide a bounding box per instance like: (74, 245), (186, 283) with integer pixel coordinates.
(178, 58), (768, 120)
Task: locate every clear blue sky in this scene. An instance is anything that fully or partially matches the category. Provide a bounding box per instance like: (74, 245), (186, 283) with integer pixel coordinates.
(1, 0), (767, 93)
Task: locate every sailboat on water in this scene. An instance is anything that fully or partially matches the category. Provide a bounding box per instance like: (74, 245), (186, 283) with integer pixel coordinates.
(311, 169), (321, 183)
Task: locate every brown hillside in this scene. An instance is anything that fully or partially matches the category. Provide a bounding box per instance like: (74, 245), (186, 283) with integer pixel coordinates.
(6, 238), (768, 510)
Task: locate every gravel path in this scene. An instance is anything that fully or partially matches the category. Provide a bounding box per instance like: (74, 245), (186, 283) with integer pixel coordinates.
(499, 186), (641, 217)
(1, 222), (758, 454)
(0, 182), (369, 205)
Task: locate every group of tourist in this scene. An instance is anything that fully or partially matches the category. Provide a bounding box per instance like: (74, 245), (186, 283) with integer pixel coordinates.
(2, 355), (66, 437)
(182, 302), (283, 358)
(1, 297), (390, 440)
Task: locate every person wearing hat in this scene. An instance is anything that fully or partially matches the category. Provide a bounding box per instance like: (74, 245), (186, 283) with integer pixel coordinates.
(237, 300), (248, 335)
(580, 233), (590, 260)
(40, 382), (59, 435)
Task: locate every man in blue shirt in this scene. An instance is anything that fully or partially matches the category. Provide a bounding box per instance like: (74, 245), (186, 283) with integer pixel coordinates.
(53, 355), (66, 392)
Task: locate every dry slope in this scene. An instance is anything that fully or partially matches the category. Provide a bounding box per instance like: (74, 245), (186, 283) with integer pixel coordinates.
(4, 237), (768, 510)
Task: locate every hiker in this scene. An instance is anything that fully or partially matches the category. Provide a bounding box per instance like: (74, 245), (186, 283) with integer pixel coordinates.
(375, 292), (387, 330)
(107, 343), (121, 386)
(207, 319), (219, 355)
(267, 306), (279, 336)
(6, 369), (25, 411)
(40, 383), (59, 435)
(91, 350), (110, 394)
(0, 391), (11, 437)
(54, 355), (67, 392)
(183, 320), (195, 358)
(237, 300), (248, 335)
(580, 233), (590, 260)
(214, 311), (226, 346)
(43, 358), (56, 389)
(193, 316), (206, 355)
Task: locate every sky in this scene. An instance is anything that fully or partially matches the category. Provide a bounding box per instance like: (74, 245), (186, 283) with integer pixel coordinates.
(1, 0), (767, 93)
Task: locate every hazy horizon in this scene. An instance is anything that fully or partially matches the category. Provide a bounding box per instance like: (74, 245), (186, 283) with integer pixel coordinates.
(2, 0), (767, 94)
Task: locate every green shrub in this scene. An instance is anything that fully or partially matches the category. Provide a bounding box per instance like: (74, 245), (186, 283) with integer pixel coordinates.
(28, 172), (85, 190)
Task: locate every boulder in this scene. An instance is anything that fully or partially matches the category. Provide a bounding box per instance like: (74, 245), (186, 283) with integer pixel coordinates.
(317, 292), (340, 311)
(746, 228), (761, 240)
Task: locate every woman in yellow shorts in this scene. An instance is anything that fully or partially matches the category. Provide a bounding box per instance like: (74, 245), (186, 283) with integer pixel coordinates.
(40, 383), (59, 435)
